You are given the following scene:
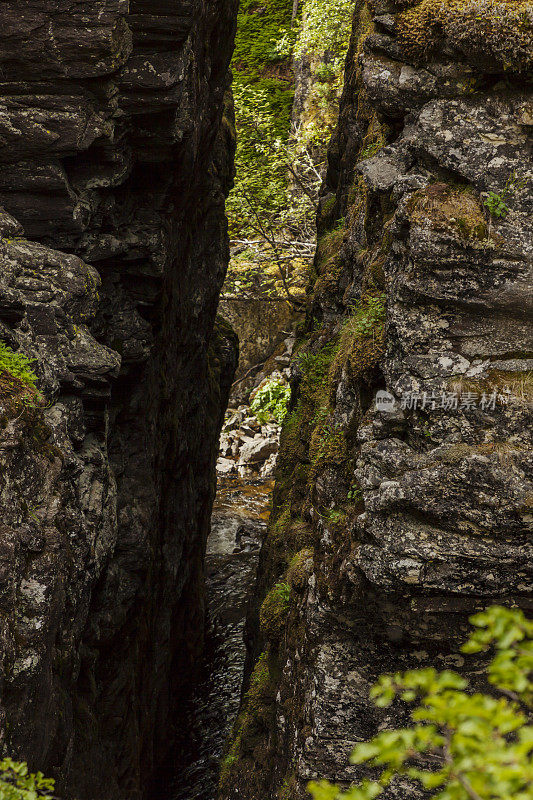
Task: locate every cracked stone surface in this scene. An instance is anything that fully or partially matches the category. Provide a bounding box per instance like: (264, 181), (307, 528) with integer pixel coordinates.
(0, 1), (238, 798)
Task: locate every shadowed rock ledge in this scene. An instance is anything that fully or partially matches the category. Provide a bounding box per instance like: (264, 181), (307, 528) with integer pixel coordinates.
(0, 1), (238, 798)
(219, 1), (532, 798)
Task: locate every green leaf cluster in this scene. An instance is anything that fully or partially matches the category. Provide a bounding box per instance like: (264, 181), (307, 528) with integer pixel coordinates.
(251, 379), (291, 424)
(344, 296), (386, 339)
(294, 0), (354, 65)
(483, 171), (528, 219)
(484, 191), (509, 219)
(0, 342), (38, 389)
(274, 581), (291, 602)
(308, 606), (533, 800)
(0, 759), (55, 800)
(347, 482), (362, 502)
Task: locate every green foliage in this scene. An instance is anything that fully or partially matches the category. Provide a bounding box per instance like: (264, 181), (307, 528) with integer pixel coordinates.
(251, 379), (291, 424)
(0, 759), (55, 800)
(294, 340), (339, 385)
(308, 780), (381, 800)
(0, 343), (38, 389)
(484, 191), (509, 219)
(232, 0), (293, 76)
(344, 296), (386, 339)
(462, 605), (533, 707)
(0, 342), (43, 412)
(484, 171), (528, 219)
(308, 606), (533, 800)
(274, 581), (291, 602)
(294, 0), (353, 61)
(227, 79), (295, 236)
(347, 482), (362, 502)
(226, 0), (354, 298)
(260, 583), (292, 641)
(228, 0), (295, 240)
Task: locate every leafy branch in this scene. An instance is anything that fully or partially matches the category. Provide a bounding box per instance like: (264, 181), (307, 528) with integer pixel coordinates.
(308, 606), (533, 800)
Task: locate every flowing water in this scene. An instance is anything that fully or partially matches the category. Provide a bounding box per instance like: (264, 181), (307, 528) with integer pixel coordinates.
(151, 478), (273, 799)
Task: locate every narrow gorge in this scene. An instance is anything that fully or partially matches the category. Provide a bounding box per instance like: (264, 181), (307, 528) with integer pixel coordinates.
(0, 2), (531, 800)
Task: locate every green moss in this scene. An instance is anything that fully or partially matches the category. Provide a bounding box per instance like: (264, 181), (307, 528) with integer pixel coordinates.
(352, 3), (377, 123)
(309, 421), (347, 479)
(408, 184), (489, 241)
(219, 651), (280, 791)
(314, 224), (346, 275)
(319, 195), (337, 222)
(358, 114), (387, 161)
(297, 338), (340, 400)
(271, 407), (309, 520)
(286, 548), (314, 591)
(265, 507), (313, 585)
(330, 294), (386, 384)
(398, 0), (533, 72)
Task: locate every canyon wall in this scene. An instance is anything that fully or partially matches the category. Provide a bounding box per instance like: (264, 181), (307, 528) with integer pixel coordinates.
(0, 1), (238, 797)
(220, 1), (532, 797)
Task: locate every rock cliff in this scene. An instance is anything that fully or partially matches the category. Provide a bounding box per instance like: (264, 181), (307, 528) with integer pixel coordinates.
(220, 1), (532, 798)
(0, 1), (238, 797)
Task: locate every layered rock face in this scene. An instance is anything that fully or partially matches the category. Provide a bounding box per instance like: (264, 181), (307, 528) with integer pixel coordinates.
(220, 2), (532, 798)
(0, 1), (237, 797)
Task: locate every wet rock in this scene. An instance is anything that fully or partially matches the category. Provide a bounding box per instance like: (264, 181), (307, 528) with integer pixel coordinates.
(239, 436), (278, 466)
(218, 458), (237, 476)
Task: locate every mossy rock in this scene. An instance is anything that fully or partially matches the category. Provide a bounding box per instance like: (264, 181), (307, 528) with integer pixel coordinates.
(315, 226), (346, 275)
(448, 369), (533, 406)
(263, 505), (313, 585)
(329, 294), (386, 385)
(408, 183), (489, 241)
(219, 651), (280, 791)
(260, 585), (291, 642)
(277, 772), (299, 799)
(398, 0), (533, 73)
(286, 548), (314, 591)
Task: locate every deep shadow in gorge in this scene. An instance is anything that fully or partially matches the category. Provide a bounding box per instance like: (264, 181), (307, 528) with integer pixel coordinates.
(147, 480), (272, 800)
(0, 1), (239, 798)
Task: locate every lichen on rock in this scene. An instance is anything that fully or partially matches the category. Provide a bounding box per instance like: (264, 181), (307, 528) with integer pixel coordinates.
(219, 0), (533, 797)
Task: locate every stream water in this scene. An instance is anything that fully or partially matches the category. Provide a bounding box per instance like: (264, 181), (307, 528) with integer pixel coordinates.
(150, 478), (272, 799)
